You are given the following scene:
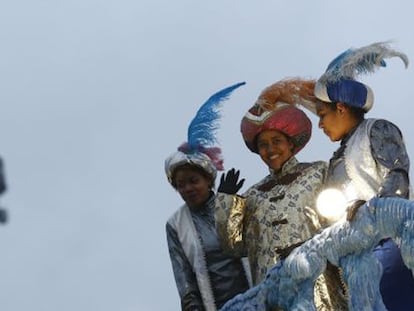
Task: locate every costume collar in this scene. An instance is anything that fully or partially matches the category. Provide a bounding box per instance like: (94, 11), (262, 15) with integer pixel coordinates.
(340, 119), (365, 146)
(270, 156), (298, 178)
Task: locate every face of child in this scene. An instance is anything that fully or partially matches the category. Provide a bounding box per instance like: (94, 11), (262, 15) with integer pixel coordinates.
(257, 129), (294, 172)
(316, 102), (354, 142)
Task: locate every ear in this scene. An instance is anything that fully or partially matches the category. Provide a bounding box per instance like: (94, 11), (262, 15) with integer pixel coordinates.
(336, 102), (348, 114)
(205, 175), (215, 189)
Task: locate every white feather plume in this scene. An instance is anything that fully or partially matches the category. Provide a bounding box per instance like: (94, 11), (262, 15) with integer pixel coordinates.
(319, 41), (409, 84)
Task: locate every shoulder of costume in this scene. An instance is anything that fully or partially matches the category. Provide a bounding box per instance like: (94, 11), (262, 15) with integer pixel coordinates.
(370, 118), (403, 137)
(248, 174), (274, 190)
(167, 204), (190, 226)
(296, 161), (328, 171)
(370, 118), (399, 127)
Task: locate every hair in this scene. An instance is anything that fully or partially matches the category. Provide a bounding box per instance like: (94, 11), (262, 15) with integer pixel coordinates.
(347, 105), (365, 121)
(171, 163), (215, 189)
(325, 101), (365, 121)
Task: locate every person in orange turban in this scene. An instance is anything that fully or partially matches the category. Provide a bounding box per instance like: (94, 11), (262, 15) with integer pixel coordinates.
(215, 78), (347, 310)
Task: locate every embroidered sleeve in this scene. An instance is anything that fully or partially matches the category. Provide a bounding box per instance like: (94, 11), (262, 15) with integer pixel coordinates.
(370, 119), (410, 198)
(214, 192), (248, 256)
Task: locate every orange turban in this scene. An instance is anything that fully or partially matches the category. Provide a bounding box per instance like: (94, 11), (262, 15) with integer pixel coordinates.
(241, 78), (317, 154)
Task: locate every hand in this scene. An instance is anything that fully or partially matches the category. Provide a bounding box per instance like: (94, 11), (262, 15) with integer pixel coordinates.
(182, 292), (204, 311)
(346, 199), (366, 222)
(304, 206), (321, 231)
(218, 168), (245, 194)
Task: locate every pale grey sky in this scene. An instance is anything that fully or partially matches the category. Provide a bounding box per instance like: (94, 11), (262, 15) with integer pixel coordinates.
(0, 1), (413, 310)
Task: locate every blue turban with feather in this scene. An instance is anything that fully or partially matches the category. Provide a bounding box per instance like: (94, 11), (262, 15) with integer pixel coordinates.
(314, 41), (409, 112)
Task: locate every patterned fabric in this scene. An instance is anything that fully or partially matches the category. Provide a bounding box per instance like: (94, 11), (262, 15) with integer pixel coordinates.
(165, 149), (218, 185)
(215, 157), (349, 310)
(215, 157), (326, 283)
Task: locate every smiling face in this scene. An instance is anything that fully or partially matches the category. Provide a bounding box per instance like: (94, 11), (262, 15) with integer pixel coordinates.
(256, 129), (294, 172)
(173, 165), (212, 209)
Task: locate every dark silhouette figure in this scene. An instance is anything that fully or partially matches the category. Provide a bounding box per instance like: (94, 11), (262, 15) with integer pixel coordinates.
(0, 157), (8, 224)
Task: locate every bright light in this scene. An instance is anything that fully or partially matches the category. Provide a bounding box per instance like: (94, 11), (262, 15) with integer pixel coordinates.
(316, 188), (347, 223)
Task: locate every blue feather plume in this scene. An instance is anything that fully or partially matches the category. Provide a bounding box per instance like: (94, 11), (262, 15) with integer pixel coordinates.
(319, 41), (409, 84)
(187, 82), (246, 150)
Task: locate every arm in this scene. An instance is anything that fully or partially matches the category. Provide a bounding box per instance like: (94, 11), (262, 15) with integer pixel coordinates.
(214, 168), (248, 256)
(166, 222), (205, 311)
(370, 120), (410, 198)
(215, 192), (248, 256)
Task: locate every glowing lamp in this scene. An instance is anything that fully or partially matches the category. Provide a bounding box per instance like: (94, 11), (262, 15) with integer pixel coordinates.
(316, 188), (347, 223)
